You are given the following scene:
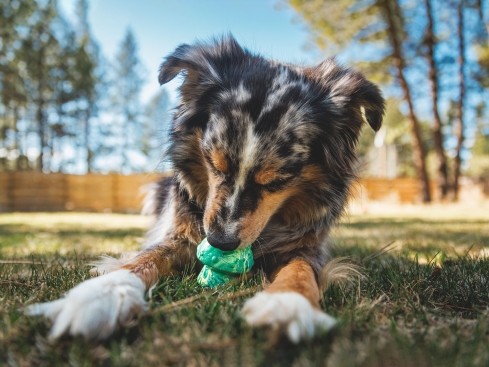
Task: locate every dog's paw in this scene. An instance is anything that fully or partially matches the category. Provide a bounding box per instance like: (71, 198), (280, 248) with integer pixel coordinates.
(241, 291), (336, 343)
(25, 269), (147, 340)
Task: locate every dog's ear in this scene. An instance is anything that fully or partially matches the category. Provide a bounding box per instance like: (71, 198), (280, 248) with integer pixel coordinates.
(158, 36), (248, 102)
(308, 58), (385, 132)
(158, 44), (195, 85)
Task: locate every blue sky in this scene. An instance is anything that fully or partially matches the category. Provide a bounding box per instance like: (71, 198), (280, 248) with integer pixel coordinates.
(58, 0), (322, 104)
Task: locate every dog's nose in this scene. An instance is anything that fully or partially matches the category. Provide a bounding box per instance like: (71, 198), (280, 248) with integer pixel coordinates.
(207, 233), (240, 251)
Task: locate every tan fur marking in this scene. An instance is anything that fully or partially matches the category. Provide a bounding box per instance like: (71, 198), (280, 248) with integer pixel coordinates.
(300, 164), (325, 182)
(266, 259), (320, 308)
(122, 252), (174, 289)
(254, 169), (277, 185)
(239, 165), (325, 243)
(210, 151), (228, 173)
(239, 186), (298, 244)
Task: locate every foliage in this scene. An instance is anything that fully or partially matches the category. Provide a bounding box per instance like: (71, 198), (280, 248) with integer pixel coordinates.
(288, 0), (489, 193)
(466, 128), (489, 179)
(106, 28), (146, 174)
(0, 0), (170, 174)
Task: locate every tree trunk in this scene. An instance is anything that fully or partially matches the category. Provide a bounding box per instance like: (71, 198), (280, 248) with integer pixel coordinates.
(0, 112), (6, 171)
(36, 99), (46, 172)
(453, 1), (466, 201)
(36, 38), (47, 172)
(85, 108), (91, 173)
(424, 0), (449, 200)
(380, 0), (431, 202)
(476, 0), (489, 35)
(13, 105), (21, 170)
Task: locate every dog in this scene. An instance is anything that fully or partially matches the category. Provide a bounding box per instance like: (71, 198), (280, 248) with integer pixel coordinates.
(26, 36), (384, 343)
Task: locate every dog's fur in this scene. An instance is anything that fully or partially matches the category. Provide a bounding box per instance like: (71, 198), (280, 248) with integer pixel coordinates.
(26, 36), (384, 342)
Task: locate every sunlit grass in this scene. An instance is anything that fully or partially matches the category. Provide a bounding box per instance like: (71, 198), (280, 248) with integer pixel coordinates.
(1, 206), (489, 366)
(0, 213), (149, 256)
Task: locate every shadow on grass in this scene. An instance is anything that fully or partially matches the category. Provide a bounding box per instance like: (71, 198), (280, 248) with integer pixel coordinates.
(0, 223), (146, 238)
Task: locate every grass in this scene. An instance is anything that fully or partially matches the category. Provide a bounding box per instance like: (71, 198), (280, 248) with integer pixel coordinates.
(1, 204), (489, 367)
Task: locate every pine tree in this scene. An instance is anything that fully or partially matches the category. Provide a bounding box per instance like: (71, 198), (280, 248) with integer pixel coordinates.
(17, 0), (60, 171)
(0, 0), (37, 170)
(73, 0), (101, 173)
(111, 28), (145, 174)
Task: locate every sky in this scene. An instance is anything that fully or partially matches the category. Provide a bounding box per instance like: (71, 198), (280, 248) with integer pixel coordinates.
(58, 0), (322, 105)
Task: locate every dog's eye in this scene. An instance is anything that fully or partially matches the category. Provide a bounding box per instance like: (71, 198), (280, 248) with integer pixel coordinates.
(261, 175), (294, 191)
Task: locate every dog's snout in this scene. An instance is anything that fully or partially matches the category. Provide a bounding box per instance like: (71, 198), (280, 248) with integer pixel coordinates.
(207, 233), (240, 251)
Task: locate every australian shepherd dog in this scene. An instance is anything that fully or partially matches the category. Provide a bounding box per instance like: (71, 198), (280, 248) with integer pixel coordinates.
(27, 36), (384, 343)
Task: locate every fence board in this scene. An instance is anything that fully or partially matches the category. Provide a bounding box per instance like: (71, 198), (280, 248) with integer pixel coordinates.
(0, 173), (11, 211)
(66, 174), (114, 211)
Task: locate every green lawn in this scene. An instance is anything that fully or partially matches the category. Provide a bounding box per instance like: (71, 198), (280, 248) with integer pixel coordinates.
(1, 206), (489, 367)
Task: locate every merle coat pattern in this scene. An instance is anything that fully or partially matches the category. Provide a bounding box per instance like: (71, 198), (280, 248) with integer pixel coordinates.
(26, 36), (385, 343)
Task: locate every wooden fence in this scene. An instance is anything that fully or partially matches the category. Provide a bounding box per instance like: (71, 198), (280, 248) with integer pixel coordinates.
(0, 172), (162, 212)
(0, 172), (485, 212)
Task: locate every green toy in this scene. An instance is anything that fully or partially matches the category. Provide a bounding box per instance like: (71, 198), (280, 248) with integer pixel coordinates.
(196, 237), (254, 288)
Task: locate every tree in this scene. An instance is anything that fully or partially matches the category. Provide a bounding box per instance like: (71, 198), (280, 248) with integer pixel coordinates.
(17, 0), (91, 173)
(111, 28), (145, 173)
(379, 0), (431, 202)
(289, 0), (432, 201)
(422, 0), (449, 200)
(466, 122), (489, 181)
(0, 0), (37, 170)
(452, 1), (467, 201)
(73, 0), (101, 173)
(17, 0), (60, 171)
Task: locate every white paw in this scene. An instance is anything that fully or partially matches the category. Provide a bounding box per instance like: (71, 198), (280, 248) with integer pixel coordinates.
(25, 269), (147, 340)
(241, 292), (337, 343)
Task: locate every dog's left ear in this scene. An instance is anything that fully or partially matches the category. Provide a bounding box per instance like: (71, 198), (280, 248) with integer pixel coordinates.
(308, 58), (385, 132)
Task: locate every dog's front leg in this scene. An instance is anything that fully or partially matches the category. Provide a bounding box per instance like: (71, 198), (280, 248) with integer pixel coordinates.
(26, 241), (196, 341)
(242, 259), (336, 343)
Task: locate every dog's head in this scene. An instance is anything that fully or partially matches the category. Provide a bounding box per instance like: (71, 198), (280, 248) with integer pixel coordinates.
(159, 36), (384, 251)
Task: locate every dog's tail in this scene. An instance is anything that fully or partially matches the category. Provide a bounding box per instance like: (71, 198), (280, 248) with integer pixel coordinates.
(318, 257), (364, 290)
(141, 182), (159, 216)
(141, 176), (173, 217)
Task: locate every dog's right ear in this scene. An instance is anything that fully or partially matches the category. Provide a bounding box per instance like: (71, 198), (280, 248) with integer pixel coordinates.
(159, 43), (220, 103)
(158, 36), (247, 103)
(158, 44), (194, 85)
